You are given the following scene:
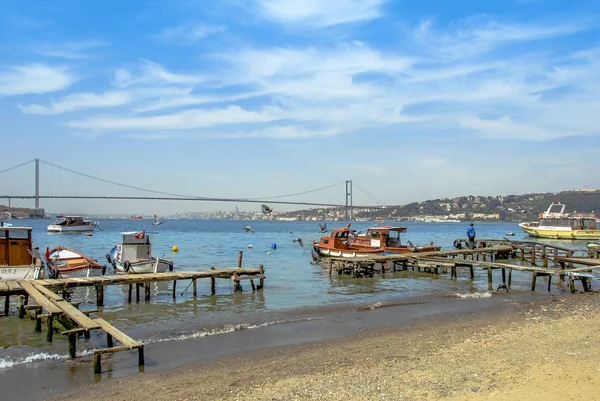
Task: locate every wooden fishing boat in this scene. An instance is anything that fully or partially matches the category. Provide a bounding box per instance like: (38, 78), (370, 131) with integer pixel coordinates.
(45, 246), (106, 278)
(0, 226), (44, 280)
(47, 216), (97, 232)
(312, 225), (387, 258)
(519, 201), (600, 239)
(351, 226), (441, 253)
(106, 231), (173, 274)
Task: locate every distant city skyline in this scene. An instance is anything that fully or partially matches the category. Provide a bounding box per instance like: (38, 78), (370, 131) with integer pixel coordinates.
(1, 0), (600, 215)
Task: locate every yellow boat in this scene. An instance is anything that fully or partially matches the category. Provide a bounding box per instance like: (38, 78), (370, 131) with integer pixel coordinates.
(519, 201), (600, 239)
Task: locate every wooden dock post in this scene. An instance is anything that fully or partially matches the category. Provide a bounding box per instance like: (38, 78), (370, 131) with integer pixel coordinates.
(258, 264), (264, 290)
(569, 276), (576, 293)
(47, 315), (54, 342)
(17, 295), (25, 318)
(107, 333), (114, 348)
(4, 295), (9, 316)
(531, 272), (538, 291)
(210, 266), (216, 294)
(128, 284), (133, 303)
(192, 279), (197, 296)
(531, 244), (536, 265)
(172, 281), (177, 299)
(508, 269), (513, 289)
(144, 283), (150, 302)
(68, 332), (77, 358)
(547, 275), (552, 291)
(469, 265), (474, 280)
(93, 353), (102, 374)
(487, 267), (493, 291)
(542, 246), (548, 267)
(34, 309), (42, 332)
(135, 283), (140, 302)
(237, 250), (243, 268)
(559, 262), (565, 283)
(95, 286), (104, 306)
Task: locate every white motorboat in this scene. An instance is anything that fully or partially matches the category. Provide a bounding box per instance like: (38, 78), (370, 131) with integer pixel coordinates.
(48, 216), (97, 232)
(106, 231), (173, 274)
(0, 226), (44, 280)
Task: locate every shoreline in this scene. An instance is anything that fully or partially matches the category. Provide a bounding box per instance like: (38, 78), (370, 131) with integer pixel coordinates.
(37, 291), (600, 401)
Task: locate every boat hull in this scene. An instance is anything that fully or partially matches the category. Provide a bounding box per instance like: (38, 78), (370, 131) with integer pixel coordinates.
(317, 247), (387, 258)
(46, 247), (105, 278)
(113, 258), (173, 274)
(48, 224), (95, 232)
(0, 264), (43, 280)
(519, 223), (600, 239)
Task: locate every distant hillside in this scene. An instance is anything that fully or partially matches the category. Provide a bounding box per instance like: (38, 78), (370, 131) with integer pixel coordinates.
(0, 205), (45, 219)
(278, 190), (600, 222)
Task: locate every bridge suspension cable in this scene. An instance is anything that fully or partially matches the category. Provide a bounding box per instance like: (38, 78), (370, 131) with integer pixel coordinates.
(353, 182), (387, 206)
(0, 159), (35, 175)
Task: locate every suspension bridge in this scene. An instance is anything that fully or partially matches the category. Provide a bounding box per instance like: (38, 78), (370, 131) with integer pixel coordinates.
(0, 159), (386, 217)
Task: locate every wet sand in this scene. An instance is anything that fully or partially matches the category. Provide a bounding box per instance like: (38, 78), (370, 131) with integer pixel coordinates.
(48, 292), (600, 401)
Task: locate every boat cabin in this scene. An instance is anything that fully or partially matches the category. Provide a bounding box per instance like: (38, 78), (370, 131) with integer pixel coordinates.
(538, 201), (597, 230)
(0, 227), (33, 266)
(118, 232), (152, 262)
(352, 226), (408, 248)
(53, 216), (87, 226)
(317, 226), (357, 250)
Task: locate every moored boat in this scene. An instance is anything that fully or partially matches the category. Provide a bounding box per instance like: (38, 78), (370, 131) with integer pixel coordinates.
(131, 215), (142, 220)
(519, 201), (600, 240)
(47, 216), (97, 232)
(45, 246), (106, 278)
(313, 225), (387, 258)
(106, 231), (173, 274)
(351, 226), (441, 253)
(0, 226), (44, 280)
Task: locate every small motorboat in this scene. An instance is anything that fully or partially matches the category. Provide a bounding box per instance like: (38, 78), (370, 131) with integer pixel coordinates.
(47, 216), (97, 233)
(506, 232), (515, 236)
(45, 246), (106, 278)
(106, 231), (173, 274)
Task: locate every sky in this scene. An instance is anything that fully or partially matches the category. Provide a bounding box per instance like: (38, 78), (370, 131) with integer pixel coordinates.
(1, 0), (600, 215)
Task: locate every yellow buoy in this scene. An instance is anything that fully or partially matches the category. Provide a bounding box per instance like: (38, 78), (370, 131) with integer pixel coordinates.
(172, 245), (179, 252)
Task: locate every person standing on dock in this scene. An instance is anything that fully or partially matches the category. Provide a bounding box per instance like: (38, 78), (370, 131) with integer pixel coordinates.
(467, 223), (476, 249)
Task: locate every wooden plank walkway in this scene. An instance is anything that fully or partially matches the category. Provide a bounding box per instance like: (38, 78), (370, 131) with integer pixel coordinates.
(0, 266), (266, 374)
(0, 268), (263, 294)
(326, 245), (515, 263)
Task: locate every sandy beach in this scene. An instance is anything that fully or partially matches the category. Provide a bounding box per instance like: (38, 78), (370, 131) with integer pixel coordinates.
(51, 292), (600, 401)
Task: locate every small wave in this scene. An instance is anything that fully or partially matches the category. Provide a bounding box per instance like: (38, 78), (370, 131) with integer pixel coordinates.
(144, 316), (325, 344)
(453, 291), (492, 299)
(0, 349), (95, 370)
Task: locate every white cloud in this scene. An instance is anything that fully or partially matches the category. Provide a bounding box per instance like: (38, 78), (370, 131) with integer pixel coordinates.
(413, 17), (590, 61)
(157, 24), (225, 43)
(112, 60), (206, 87)
(67, 105), (275, 131)
(32, 40), (107, 59)
(0, 64), (74, 96)
(19, 91), (131, 115)
(254, 0), (387, 28)
(418, 158), (447, 168)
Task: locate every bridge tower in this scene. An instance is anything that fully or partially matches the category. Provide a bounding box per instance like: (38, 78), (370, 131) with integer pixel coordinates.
(345, 180), (353, 221)
(35, 158), (40, 211)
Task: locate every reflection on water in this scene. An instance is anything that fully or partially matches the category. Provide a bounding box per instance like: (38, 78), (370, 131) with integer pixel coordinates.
(1, 219), (594, 368)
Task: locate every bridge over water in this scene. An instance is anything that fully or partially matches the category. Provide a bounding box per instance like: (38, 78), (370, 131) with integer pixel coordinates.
(0, 159), (386, 218)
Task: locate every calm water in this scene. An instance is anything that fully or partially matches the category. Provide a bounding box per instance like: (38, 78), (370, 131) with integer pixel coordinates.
(0, 219), (591, 370)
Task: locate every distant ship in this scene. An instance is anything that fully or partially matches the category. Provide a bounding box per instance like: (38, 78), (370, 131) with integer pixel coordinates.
(131, 215), (142, 220)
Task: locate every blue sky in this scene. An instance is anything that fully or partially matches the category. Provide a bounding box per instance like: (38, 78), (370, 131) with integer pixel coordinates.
(1, 0), (600, 215)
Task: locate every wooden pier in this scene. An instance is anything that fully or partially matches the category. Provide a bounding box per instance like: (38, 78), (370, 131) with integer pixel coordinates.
(323, 241), (599, 293)
(0, 265), (265, 374)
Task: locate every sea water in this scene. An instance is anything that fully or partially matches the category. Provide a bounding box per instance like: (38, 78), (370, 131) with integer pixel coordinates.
(0, 219), (590, 372)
